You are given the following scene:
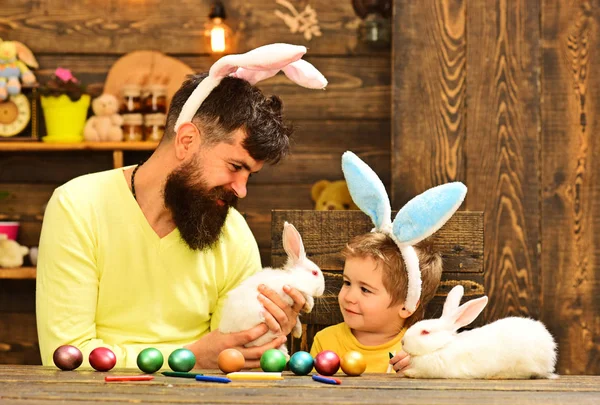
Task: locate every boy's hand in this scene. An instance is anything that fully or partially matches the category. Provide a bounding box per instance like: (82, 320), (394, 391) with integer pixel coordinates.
(390, 350), (412, 375)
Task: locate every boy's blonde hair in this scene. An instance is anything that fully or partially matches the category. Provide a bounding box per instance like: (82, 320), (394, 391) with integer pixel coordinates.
(342, 232), (443, 328)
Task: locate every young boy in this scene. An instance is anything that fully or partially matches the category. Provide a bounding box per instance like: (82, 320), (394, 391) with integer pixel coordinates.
(309, 232), (443, 373)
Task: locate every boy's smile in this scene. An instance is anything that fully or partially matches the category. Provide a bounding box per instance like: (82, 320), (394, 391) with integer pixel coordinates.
(339, 255), (407, 344)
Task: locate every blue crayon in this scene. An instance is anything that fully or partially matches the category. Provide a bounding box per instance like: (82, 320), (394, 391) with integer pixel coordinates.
(195, 375), (231, 384)
(312, 374), (341, 385)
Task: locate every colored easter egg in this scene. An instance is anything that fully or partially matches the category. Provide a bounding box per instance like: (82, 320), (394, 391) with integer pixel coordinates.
(53, 345), (83, 371)
(136, 348), (164, 374)
(259, 349), (287, 372)
(314, 350), (340, 376)
(89, 347), (117, 372)
(288, 351), (314, 376)
(340, 351), (366, 376)
(217, 348), (245, 373)
(168, 348), (196, 372)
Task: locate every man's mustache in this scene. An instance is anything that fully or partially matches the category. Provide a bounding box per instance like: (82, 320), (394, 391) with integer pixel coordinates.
(209, 187), (238, 206)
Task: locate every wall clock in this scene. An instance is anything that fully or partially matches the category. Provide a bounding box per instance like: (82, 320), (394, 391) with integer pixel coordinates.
(0, 86), (39, 141)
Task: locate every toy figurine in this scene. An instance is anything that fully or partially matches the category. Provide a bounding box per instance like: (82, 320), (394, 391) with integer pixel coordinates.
(0, 38), (38, 100)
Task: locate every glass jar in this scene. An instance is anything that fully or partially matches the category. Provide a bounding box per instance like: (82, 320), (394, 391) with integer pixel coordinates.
(144, 113), (166, 142)
(122, 113), (144, 142)
(120, 84), (142, 114)
(144, 84), (167, 114)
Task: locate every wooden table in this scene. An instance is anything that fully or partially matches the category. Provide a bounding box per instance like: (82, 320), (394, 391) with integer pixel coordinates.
(0, 366), (598, 404)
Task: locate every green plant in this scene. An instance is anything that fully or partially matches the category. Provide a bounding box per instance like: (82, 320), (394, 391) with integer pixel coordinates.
(0, 191), (8, 200)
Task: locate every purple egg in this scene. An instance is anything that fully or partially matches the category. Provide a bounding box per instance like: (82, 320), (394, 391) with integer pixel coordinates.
(53, 345), (83, 371)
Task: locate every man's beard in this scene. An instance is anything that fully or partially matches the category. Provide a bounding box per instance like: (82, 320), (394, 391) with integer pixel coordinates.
(163, 155), (238, 251)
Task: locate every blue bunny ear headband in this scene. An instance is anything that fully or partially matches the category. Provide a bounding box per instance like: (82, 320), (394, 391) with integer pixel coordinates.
(341, 151), (468, 312)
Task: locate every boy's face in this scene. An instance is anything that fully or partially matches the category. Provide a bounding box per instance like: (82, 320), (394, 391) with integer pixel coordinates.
(339, 256), (405, 334)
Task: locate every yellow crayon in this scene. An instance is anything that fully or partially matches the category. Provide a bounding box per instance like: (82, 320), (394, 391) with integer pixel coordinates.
(226, 372), (284, 381)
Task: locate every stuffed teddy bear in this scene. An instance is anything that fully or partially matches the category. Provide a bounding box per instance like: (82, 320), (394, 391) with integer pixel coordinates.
(0, 234), (29, 268)
(83, 93), (124, 141)
(311, 180), (359, 211)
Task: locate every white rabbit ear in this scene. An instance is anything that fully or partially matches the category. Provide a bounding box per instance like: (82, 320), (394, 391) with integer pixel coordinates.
(282, 222), (306, 263)
(282, 59), (328, 89)
(449, 296), (488, 330)
(442, 285), (464, 317)
(231, 67), (281, 85)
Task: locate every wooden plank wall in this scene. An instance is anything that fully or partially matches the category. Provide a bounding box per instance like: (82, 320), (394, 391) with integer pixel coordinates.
(0, 0), (391, 365)
(392, 0), (599, 375)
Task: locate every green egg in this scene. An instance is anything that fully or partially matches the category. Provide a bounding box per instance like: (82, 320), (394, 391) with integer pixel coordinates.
(260, 349), (287, 372)
(137, 348), (164, 374)
(168, 348), (196, 372)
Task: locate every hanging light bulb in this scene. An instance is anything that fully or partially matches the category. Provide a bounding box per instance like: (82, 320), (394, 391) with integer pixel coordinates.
(206, 1), (232, 53)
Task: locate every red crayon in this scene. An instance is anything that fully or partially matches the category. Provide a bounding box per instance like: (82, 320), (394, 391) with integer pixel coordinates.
(105, 375), (154, 382)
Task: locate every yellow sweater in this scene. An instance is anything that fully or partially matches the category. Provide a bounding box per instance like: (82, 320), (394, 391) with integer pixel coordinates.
(310, 323), (406, 373)
(36, 168), (261, 368)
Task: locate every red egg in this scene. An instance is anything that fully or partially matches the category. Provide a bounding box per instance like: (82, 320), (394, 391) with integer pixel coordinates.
(89, 347), (117, 372)
(53, 345), (83, 371)
(314, 350), (340, 376)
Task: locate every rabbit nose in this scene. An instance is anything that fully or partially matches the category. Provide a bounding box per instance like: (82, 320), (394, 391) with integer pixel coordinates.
(327, 205), (336, 210)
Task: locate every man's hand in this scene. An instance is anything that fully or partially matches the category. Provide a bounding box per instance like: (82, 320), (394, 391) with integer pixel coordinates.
(257, 284), (305, 336)
(184, 324), (287, 369)
(390, 350), (412, 376)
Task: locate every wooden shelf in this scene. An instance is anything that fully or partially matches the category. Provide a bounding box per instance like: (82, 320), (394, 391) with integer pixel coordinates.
(0, 141), (159, 168)
(0, 141), (158, 152)
(0, 214), (43, 221)
(0, 267), (36, 279)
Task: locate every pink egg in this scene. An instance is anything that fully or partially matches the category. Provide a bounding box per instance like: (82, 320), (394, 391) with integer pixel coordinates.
(314, 350), (340, 376)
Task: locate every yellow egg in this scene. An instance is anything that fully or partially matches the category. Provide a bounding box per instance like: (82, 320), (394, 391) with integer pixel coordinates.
(217, 348), (245, 373)
(340, 351), (366, 376)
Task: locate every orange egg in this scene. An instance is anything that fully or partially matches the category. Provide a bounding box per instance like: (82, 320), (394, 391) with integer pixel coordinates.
(340, 351), (366, 376)
(217, 348), (245, 373)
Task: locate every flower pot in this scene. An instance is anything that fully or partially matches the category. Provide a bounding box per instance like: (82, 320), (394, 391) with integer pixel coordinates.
(41, 94), (91, 142)
(0, 222), (19, 241)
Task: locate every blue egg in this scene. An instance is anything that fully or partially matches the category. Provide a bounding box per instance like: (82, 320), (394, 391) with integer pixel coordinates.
(289, 351), (314, 376)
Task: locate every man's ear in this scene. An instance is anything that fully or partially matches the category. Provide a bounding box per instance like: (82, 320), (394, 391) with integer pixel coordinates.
(174, 122), (201, 160)
(399, 300), (419, 319)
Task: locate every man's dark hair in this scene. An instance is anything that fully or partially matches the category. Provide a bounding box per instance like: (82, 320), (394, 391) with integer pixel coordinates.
(161, 73), (293, 164)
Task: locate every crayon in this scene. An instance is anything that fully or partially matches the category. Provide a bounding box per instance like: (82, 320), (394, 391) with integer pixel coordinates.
(386, 350), (397, 373)
(312, 374), (341, 385)
(161, 371), (204, 379)
(105, 375), (154, 382)
(195, 375), (231, 383)
(227, 372), (283, 381)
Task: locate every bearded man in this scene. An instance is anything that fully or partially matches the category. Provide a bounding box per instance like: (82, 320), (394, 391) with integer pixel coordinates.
(36, 45), (327, 369)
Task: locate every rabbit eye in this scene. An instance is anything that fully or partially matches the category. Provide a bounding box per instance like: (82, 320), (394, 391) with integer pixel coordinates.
(312, 270), (318, 276)
(420, 330), (430, 336)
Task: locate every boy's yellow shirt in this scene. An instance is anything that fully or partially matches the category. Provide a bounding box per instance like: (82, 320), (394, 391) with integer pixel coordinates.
(310, 323), (406, 373)
(36, 168), (261, 369)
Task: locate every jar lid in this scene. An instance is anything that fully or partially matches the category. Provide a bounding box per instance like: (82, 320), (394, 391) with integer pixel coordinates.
(149, 84), (167, 96)
(121, 84), (141, 96)
(144, 113), (167, 125)
(122, 113), (144, 125)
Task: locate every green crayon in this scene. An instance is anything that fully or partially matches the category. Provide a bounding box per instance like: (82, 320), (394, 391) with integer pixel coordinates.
(389, 352), (393, 359)
(162, 371), (203, 378)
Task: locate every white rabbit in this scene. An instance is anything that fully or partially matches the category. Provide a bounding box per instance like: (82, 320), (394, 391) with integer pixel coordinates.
(401, 285), (557, 379)
(218, 222), (325, 357)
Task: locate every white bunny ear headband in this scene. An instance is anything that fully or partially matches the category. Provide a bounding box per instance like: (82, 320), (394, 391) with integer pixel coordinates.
(341, 151), (468, 313)
(174, 43), (328, 131)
